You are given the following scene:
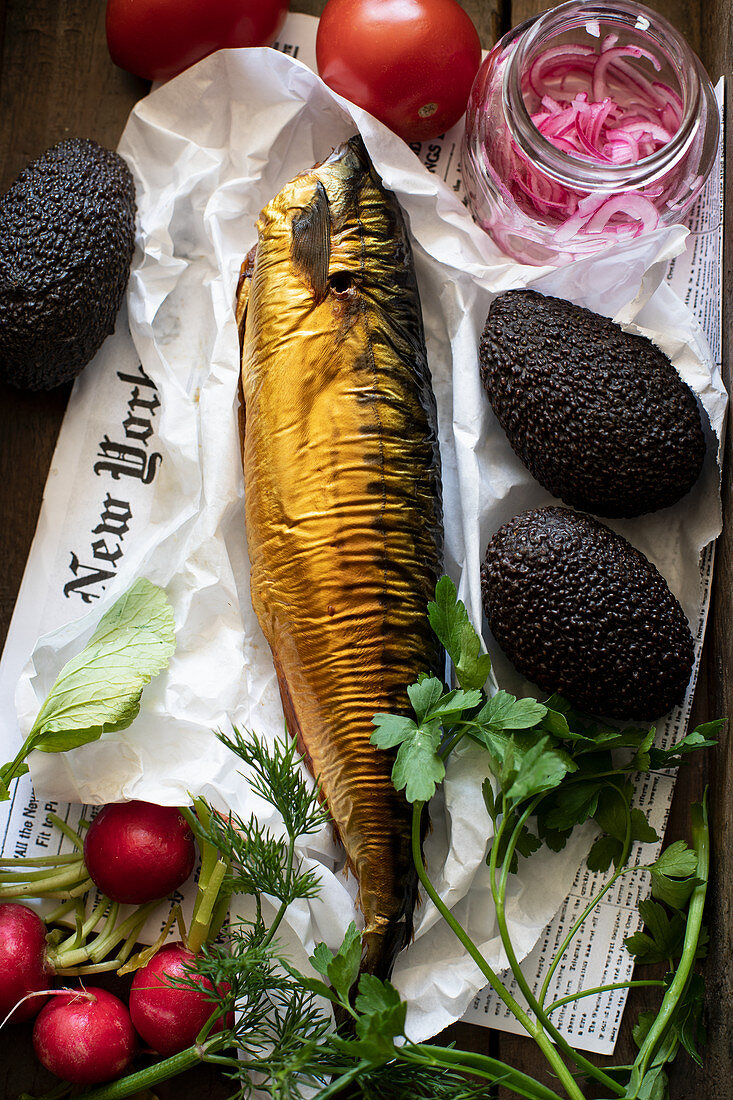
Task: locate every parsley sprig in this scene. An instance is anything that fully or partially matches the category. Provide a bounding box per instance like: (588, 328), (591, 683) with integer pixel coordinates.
(367, 576), (716, 1100)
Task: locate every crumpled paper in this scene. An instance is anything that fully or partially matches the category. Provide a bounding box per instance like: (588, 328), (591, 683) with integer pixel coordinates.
(16, 45), (726, 1042)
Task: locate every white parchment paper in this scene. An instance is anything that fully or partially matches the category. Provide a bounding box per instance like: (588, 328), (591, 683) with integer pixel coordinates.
(7, 27), (726, 1043)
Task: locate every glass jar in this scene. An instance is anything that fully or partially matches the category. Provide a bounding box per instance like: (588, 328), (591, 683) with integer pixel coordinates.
(461, 0), (720, 265)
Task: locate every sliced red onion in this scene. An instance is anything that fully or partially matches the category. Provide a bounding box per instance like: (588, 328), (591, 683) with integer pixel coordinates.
(505, 35), (684, 252)
(526, 43), (596, 97)
(591, 44), (661, 103)
(605, 135), (641, 163)
(552, 205), (597, 243)
(584, 193), (660, 234)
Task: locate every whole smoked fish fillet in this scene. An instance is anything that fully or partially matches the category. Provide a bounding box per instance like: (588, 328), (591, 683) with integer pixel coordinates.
(237, 137), (443, 980)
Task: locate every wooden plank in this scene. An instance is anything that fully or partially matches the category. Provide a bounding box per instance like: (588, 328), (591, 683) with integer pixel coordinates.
(690, 4), (733, 1091)
(511, 0), (700, 53)
(0, 0), (6, 85)
(0, 0), (728, 1096)
(700, 0), (733, 81)
(457, 0), (504, 48)
(0, 0), (148, 662)
(0, 1), (147, 189)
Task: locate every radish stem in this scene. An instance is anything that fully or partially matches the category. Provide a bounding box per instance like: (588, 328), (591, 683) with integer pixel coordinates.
(47, 813), (85, 850)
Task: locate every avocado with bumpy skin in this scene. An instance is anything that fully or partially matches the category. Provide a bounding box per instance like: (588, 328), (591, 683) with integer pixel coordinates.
(0, 139), (136, 390)
(481, 507), (694, 721)
(479, 289), (705, 518)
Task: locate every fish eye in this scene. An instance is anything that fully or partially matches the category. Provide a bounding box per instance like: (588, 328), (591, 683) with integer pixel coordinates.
(329, 271), (355, 298)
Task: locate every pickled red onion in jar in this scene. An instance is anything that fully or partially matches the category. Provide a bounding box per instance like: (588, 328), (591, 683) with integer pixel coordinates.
(460, 1), (720, 265)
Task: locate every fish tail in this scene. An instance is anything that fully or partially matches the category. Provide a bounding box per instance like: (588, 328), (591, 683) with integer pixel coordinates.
(360, 920), (411, 982)
(332, 889), (417, 1036)
(360, 867), (421, 984)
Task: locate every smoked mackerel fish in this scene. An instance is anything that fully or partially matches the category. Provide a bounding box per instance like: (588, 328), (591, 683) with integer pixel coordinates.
(236, 136), (443, 980)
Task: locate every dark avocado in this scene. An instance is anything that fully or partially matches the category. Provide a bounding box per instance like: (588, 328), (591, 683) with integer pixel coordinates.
(0, 138), (136, 390)
(481, 507), (694, 721)
(479, 289), (706, 518)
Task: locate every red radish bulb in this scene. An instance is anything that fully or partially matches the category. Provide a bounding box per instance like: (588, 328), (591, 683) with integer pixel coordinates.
(32, 987), (137, 1085)
(83, 801), (196, 904)
(0, 902), (51, 1022)
(129, 941), (227, 1056)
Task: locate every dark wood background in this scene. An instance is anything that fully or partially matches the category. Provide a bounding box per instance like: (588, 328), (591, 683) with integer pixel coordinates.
(0, 1), (729, 1096)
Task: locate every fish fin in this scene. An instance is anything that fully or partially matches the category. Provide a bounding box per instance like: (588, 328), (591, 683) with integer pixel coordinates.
(237, 245), (258, 446)
(237, 375), (246, 450)
(272, 653), (342, 846)
(358, 897), (417, 983)
(271, 651), (315, 776)
(360, 882), (416, 978)
(358, 803), (426, 981)
(235, 245), (257, 349)
(291, 180), (331, 302)
(360, 921), (410, 983)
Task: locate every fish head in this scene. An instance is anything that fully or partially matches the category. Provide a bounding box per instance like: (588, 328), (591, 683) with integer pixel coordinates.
(240, 137), (424, 377)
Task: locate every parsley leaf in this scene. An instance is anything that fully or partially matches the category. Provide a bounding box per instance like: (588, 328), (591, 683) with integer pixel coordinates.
(373, 674), (483, 805)
(632, 1009), (656, 1049)
(653, 841), (699, 879)
(392, 722), (445, 803)
(371, 714), (419, 751)
(630, 808), (660, 845)
(542, 781), (603, 832)
(332, 974), (407, 1065)
(427, 576), (492, 691)
(587, 835), (621, 873)
(673, 972), (706, 1065)
(628, 727), (657, 773)
(649, 842), (702, 909)
(372, 710), (445, 803)
(625, 900), (687, 965)
(470, 724), (574, 791)
(649, 721), (722, 770)
(539, 705), (571, 737)
(352, 975), (406, 1060)
(482, 777), (498, 823)
(355, 973), (405, 1022)
(503, 735), (576, 803)
(474, 690), (547, 731)
(407, 677), (444, 723)
(310, 922), (362, 1003)
(491, 814), (542, 875)
(583, 784), (658, 871)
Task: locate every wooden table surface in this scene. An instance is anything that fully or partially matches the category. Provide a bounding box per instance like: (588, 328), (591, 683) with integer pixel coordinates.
(0, 1), (730, 1097)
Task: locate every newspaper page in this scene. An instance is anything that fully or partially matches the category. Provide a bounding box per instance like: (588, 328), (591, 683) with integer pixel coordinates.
(0, 12), (724, 1054)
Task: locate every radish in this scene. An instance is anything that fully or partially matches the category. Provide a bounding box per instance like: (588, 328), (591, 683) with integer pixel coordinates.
(83, 801), (196, 904)
(129, 941), (227, 1055)
(32, 987), (137, 1085)
(0, 902), (52, 1023)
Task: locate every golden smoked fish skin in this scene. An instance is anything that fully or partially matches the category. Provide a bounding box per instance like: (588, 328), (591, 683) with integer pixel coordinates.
(237, 137), (443, 979)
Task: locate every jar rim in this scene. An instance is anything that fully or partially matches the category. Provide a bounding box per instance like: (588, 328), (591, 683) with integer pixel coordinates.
(503, 0), (704, 189)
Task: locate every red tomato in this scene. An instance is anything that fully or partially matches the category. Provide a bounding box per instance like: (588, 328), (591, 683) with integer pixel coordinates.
(316, 0), (482, 144)
(106, 0), (290, 82)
